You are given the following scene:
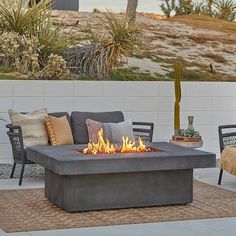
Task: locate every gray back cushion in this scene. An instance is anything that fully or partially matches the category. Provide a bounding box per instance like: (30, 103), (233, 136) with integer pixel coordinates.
(71, 111), (124, 144)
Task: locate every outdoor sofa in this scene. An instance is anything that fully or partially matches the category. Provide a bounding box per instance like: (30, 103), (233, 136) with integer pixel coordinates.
(6, 111), (154, 185)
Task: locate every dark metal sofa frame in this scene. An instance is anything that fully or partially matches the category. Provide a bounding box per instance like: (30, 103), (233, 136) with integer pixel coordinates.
(218, 124), (236, 185)
(6, 121), (154, 186)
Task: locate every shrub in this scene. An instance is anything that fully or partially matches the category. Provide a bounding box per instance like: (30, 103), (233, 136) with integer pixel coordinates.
(0, 0), (51, 35)
(202, 52), (227, 63)
(67, 11), (141, 80)
(93, 8), (101, 13)
(0, 32), (40, 74)
(175, 0), (194, 15)
(42, 54), (70, 80)
(192, 0), (236, 21)
(214, 0), (236, 21)
(160, 0), (176, 17)
(0, 0), (77, 64)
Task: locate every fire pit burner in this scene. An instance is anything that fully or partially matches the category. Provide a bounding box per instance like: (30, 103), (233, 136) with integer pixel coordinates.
(75, 146), (160, 155)
(83, 128), (151, 155)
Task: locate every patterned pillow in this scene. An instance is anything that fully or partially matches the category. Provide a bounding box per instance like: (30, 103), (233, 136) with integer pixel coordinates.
(86, 119), (134, 144)
(86, 119), (103, 143)
(45, 115), (74, 146)
(8, 108), (49, 147)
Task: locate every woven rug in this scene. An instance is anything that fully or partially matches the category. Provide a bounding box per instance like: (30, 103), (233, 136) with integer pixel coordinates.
(0, 181), (236, 233)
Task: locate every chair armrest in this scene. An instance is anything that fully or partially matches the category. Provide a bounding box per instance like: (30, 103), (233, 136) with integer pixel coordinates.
(6, 124), (22, 130)
(132, 122), (154, 142)
(6, 124), (25, 163)
(218, 124), (236, 153)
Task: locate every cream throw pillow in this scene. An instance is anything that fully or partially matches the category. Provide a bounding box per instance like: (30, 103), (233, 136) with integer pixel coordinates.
(8, 108), (49, 147)
(45, 115), (74, 146)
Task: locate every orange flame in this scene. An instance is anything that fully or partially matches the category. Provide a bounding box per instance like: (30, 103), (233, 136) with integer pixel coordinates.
(83, 128), (151, 155)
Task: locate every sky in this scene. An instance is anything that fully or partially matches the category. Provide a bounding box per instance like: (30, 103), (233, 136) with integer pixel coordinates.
(79, 0), (164, 13)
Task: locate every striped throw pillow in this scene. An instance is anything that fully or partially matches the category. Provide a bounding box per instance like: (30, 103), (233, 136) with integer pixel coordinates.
(8, 108), (49, 147)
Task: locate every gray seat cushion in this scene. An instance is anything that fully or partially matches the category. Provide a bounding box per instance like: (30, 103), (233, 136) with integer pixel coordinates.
(71, 111), (124, 144)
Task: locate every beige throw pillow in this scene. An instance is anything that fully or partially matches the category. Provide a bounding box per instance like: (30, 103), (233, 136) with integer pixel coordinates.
(8, 108), (49, 147)
(45, 115), (74, 146)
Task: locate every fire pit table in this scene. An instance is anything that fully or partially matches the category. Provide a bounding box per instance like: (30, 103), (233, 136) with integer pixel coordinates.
(27, 142), (216, 212)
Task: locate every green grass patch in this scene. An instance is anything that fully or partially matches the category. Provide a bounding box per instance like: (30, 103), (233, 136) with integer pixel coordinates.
(0, 74), (25, 80)
(110, 69), (166, 81)
(166, 68), (224, 81)
(76, 69), (167, 81)
(0, 66), (15, 73)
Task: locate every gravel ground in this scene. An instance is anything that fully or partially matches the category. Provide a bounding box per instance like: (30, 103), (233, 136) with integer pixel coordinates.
(0, 164), (45, 179)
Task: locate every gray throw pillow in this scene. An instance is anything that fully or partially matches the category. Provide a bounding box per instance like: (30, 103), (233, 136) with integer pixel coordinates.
(103, 120), (134, 143)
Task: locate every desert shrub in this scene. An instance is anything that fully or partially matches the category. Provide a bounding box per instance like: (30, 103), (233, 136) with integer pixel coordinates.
(192, 0), (215, 16)
(160, 0), (176, 17)
(175, 0), (194, 15)
(214, 0), (236, 21)
(93, 8), (101, 13)
(42, 54), (70, 80)
(193, 0), (236, 21)
(0, 0), (50, 35)
(0, 32), (40, 74)
(0, 0), (77, 64)
(67, 12), (141, 80)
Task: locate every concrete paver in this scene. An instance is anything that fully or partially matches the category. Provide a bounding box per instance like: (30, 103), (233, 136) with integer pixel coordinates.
(6, 218), (236, 236)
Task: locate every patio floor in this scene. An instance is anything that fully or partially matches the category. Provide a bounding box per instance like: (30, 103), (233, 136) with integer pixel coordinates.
(0, 167), (236, 236)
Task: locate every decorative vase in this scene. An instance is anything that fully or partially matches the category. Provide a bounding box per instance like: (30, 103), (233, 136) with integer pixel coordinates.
(187, 116), (194, 131)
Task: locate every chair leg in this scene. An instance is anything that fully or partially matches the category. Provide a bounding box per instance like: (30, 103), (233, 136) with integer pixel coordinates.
(19, 163), (25, 186)
(218, 169), (223, 185)
(10, 163), (16, 178)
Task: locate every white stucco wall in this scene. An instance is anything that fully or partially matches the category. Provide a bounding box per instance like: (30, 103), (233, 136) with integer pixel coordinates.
(0, 80), (234, 163)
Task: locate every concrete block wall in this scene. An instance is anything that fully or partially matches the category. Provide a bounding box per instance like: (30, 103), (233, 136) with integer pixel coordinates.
(0, 80), (234, 163)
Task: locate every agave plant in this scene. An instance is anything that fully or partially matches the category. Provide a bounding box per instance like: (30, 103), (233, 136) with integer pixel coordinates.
(67, 11), (141, 80)
(214, 0), (236, 21)
(0, 0), (51, 35)
(0, 0), (77, 67)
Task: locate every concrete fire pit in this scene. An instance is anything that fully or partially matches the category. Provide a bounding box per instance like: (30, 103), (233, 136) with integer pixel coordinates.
(27, 142), (216, 212)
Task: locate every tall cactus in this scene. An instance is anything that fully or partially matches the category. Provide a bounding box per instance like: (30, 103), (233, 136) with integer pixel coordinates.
(174, 63), (181, 134)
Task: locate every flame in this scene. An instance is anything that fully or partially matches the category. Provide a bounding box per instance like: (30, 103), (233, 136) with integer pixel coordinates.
(83, 129), (116, 154)
(83, 128), (151, 155)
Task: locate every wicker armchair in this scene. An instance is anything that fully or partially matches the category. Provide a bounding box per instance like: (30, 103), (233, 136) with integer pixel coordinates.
(6, 124), (35, 186)
(218, 124), (236, 185)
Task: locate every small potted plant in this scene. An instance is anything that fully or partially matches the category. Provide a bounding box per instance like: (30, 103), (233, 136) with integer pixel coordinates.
(183, 116), (202, 142)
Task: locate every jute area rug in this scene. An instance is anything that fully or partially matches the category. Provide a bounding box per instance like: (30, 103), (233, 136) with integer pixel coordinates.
(0, 181), (236, 233)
